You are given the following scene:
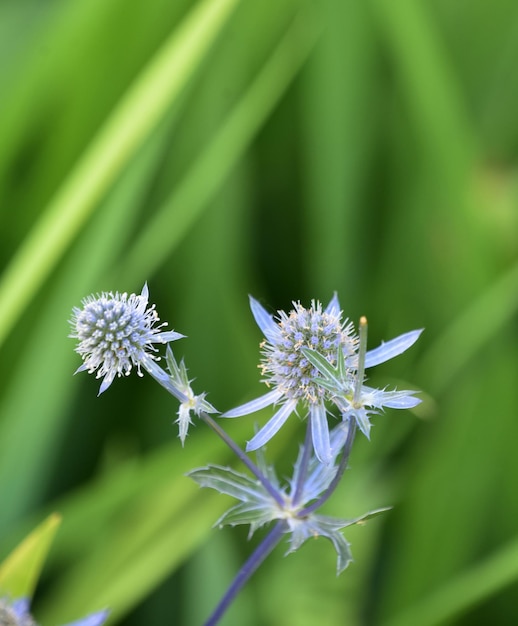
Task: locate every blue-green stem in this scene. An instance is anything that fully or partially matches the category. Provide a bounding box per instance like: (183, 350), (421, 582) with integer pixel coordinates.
(204, 521), (286, 626)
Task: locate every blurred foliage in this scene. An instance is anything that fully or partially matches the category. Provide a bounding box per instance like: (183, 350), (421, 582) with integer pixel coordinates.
(0, 0), (517, 625)
(0, 514), (61, 600)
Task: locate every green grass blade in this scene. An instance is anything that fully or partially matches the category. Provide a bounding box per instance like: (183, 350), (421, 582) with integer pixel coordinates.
(418, 261), (518, 392)
(118, 7), (320, 285)
(0, 130), (169, 529)
(0, 0), (240, 349)
(384, 536), (518, 626)
(0, 513), (61, 599)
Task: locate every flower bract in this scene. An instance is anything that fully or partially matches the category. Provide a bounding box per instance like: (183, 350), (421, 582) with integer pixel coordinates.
(189, 422), (388, 574)
(165, 345), (218, 445)
(302, 341), (422, 439)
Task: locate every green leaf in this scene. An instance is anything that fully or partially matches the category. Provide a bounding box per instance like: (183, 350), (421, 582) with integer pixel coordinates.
(383, 535), (518, 626)
(0, 513), (61, 599)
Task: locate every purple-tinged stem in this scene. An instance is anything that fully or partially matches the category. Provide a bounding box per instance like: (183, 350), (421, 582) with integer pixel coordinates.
(204, 521), (286, 626)
(199, 412), (285, 508)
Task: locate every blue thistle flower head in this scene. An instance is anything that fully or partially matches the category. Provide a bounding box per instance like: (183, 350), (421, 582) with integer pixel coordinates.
(0, 597), (108, 626)
(223, 295), (356, 464)
(257, 296), (358, 404)
(223, 295), (422, 465)
(70, 283), (184, 394)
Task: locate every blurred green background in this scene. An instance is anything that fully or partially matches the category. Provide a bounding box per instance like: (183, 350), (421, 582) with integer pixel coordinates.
(0, 0), (517, 624)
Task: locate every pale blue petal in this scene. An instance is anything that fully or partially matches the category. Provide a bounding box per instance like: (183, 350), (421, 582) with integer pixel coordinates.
(382, 394), (421, 409)
(98, 371), (116, 395)
(246, 399), (298, 451)
(329, 420), (351, 456)
(310, 402), (333, 465)
(364, 329), (423, 368)
(62, 610), (110, 626)
(12, 598), (31, 618)
(361, 386), (421, 410)
(135, 283), (149, 315)
(325, 292), (340, 317)
(249, 296), (282, 344)
(222, 388), (283, 417)
(301, 424), (350, 498)
(156, 330), (185, 343)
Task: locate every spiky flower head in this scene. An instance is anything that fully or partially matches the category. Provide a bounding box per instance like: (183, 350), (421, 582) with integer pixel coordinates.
(0, 597), (108, 626)
(259, 298), (358, 405)
(223, 295), (422, 465)
(70, 283), (183, 394)
(223, 295), (359, 464)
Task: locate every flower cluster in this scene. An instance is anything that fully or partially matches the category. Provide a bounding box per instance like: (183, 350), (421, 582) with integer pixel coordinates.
(70, 285), (422, 626)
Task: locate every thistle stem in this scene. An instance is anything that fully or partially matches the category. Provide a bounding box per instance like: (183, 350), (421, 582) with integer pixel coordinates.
(199, 412), (285, 508)
(204, 521), (285, 626)
(298, 417), (356, 516)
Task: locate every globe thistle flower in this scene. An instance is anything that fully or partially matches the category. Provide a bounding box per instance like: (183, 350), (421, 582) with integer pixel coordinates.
(70, 283), (184, 395)
(189, 422), (388, 574)
(223, 295), (422, 464)
(222, 295), (355, 464)
(0, 597), (108, 626)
